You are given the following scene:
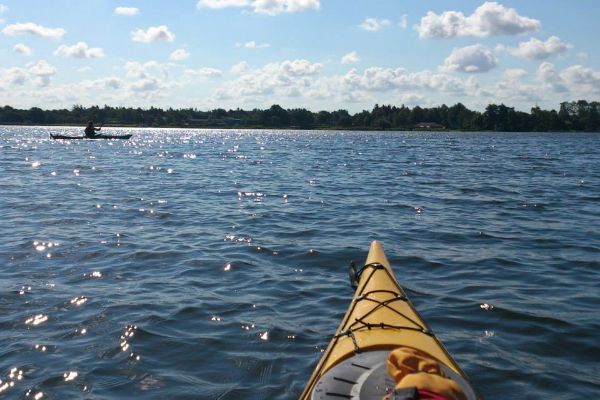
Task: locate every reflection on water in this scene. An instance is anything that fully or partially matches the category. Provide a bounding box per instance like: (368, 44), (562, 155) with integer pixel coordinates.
(0, 126), (599, 398)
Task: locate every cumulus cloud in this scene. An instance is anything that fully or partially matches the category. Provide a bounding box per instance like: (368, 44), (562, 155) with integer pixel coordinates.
(341, 51), (360, 64)
(417, 1), (541, 39)
(2, 22), (66, 39)
(28, 60), (56, 87)
(503, 68), (528, 80)
(54, 42), (105, 59)
(131, 25), (175, 43)
(184, 67), (223, 78)
(341, 67), (469, 93)
(359, 17), (391, 32)
(536, 62), (568, 92)
(536, 62), (600, 98)
(230, 61), (250, 74)
(441, 44), (497, 73)
(560, 65), (600, 95)
(2, 67), (28, 85)
(508, 36), (571, 60)
(130, 78), (161, 92)
(254, 0), (319, 15)
(103, 77), (123, 89)
(124, 61), (167, 79)
(75, 77), (123, 90)
(493, 80), (540, 103)
(197, 0), (319, 15)
(214, 59), (323, 100)
(14, 43), (32, 56)
(169, 48), (190, 61)
(115, 6), (139, 15)
(280, 59), (323, 76)
(0, 61), (60, 88)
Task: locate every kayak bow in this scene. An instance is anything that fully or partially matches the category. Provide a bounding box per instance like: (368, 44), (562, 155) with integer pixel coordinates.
(300, 241), (477, 400)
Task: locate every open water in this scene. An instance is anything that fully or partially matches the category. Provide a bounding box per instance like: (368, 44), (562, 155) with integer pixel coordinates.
(1, 126), (599, 399)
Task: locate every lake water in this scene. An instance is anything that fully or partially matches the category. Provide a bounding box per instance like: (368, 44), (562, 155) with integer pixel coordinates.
(1, 126), (599, 399)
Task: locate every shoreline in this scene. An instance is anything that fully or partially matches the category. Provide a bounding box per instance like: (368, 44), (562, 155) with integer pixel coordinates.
(1, 123), (598, 133)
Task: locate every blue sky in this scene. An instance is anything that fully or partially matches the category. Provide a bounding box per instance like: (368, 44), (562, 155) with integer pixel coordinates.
(0, 0), (599, 112)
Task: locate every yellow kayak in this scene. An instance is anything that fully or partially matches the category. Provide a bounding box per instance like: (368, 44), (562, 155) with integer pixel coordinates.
(300, 241), (478, 400)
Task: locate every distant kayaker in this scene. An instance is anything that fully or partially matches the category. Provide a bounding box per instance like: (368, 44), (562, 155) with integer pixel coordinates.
(84, 121), (102, 137)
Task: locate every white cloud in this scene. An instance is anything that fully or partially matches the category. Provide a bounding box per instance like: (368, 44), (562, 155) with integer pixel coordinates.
(441, 44), (497, 73)
(169, 48), (190, 61)
(2, 22), (66, 39)
(509, 36), (571, 60)
(54, 42), (105, 59)
(129, 78), (160, 92)
(280, 59), (322, 76)
(345, 68), (466, 93)
(124, 61), (166, 79)
(0, 61), (59, 88)
(493, 80), (540, 103)
(213, 59), (322, 100)
(77, 77), (123, 90)
(535, 63), (600, 98)
(3, 67), (28, 85)
(28, 60), (56, 87)
(536, 62), (568, 92)
(231, 61), (250, 74)
(14, 43), (32, 56)
(197, 0), (319, 15)
(184, 67), (223, 78)
(560, 65), (600, 93)
(131, 25), (175, 43)
(115, 6), (139, 15)
(359, 17), (391, 32)
(253, 0), (319, 15)
(341, 51), (360, 64)
(240, 40), (270, 49)
(399, 14), (408, 30)
(103, 77), (123, 89)
(503, 68), (528, 80)
(417, 1), (541, 39)
(491, 68), (540, 102)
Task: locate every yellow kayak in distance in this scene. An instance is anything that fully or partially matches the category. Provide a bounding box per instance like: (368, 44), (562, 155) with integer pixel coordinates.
(300, 240), (478, 400)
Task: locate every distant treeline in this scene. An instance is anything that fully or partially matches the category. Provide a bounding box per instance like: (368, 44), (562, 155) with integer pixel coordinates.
(1, 100), (599, 131)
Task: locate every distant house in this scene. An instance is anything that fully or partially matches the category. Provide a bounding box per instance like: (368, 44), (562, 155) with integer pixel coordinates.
(415, 122), (445, 130)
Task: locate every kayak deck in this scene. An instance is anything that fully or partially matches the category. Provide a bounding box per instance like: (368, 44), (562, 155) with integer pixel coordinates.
(50, 134), (132, 140)
(300, 241), (472, 399)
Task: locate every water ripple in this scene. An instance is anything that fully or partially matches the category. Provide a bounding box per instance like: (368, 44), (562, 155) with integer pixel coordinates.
(0, 128), (599, 399)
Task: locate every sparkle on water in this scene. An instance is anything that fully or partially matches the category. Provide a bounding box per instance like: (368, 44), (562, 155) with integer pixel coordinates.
(0, 126), (598, 399)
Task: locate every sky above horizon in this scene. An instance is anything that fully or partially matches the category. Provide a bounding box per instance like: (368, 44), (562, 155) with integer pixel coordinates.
(0, 0), (599, 113)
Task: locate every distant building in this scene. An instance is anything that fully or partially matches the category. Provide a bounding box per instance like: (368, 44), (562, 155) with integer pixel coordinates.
(415, 122), (445, 130)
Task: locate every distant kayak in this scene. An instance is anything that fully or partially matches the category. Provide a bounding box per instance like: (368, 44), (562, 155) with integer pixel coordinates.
(300, 241), (478, 400)
(50, 134), (132, 140)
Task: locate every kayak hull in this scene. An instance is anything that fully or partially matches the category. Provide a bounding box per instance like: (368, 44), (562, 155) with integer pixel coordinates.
(50, 134), (132, 140)
(300, 241), (474, 399)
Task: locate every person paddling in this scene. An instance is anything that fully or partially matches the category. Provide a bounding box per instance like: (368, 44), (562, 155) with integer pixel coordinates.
(84, 121), (102, 137)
